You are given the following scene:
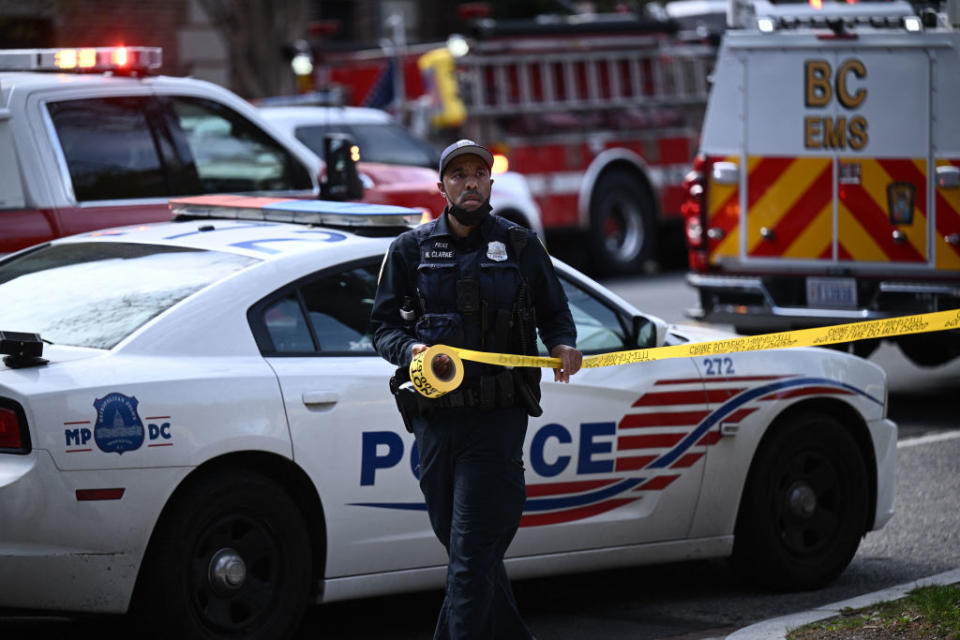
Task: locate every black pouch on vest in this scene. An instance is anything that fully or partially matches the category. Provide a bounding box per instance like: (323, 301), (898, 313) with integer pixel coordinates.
(456, 279), (480, 314)
(415, 313), (464, 346)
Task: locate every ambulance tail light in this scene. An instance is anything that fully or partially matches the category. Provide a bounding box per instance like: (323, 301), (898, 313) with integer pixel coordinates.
(0, 400), (30, 454)
(682, 154), (709, 272)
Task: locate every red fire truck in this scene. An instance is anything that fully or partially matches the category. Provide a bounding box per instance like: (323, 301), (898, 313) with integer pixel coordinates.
(325, 13), (718, 275)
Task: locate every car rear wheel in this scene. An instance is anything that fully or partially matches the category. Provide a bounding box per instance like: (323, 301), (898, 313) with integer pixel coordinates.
(135, 471), (312, 640)
(733, 413), (868, 591)
(589, 170), (655, 276)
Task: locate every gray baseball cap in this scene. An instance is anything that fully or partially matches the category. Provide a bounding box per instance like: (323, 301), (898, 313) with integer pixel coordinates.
(438, 139), (493, 178)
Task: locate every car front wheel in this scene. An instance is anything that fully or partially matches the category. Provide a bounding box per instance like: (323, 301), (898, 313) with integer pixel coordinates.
(135, 471), (313, 639)
(733, 413), (868, 591)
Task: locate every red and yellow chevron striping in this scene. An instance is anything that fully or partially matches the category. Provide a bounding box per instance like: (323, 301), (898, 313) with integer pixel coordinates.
(935, 158), (960, 270)
(705, 155), (960, 265)
(705, 154), (744, 263)
(838, 157), (927, 263)
(747, 156), (832, 259)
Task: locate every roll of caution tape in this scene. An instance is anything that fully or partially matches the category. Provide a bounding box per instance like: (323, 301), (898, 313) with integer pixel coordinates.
(408, 308), (960, 398)
(410, 344), (466, 399)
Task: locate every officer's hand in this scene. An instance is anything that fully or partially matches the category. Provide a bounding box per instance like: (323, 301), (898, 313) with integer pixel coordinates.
(411, 343), (453, 379)
(550, 344), (582, 383)
(432, 354), (453, 379)
(411, 343), (428, 358)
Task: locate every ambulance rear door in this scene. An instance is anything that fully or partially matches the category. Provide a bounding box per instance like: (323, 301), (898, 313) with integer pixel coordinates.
(733, 34), (934, 303)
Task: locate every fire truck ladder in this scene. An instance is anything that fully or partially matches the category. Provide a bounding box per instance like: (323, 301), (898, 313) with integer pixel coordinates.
(458, 40), (715, 117)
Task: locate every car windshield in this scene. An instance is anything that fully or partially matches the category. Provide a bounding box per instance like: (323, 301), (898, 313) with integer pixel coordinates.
(0, 243), (258, 349)
(294, 123), (439, 168)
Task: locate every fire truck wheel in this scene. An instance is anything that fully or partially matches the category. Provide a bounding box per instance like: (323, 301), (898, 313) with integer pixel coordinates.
(589, 171), (655, 275)
(134, 471), (313, 640)
(896, 332), (960, 367)
(732, 412), (867, 591)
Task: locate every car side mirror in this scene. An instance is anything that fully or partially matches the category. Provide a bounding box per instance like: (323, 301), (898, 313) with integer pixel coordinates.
(632, 314), (666, 349)
(321, 133), (363, 201)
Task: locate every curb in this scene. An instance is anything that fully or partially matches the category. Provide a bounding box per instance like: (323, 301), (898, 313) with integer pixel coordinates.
(725, 567), (960, 640)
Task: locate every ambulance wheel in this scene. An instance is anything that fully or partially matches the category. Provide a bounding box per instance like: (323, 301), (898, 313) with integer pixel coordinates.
(732, 413), (867, 591)
(135, 471), (312, 640)
(824, 339), (879, 359)
(896, 332), (960, 367)
(589, 170), (655, 276)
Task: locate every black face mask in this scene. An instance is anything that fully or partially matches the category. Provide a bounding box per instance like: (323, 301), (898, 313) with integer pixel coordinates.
(447, 200), (492, 227)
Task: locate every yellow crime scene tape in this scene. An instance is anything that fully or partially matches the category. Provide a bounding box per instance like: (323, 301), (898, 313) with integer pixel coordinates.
(409, 308), (960, 399)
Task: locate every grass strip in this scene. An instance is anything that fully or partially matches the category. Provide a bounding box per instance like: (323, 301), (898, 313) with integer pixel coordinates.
(787, 583), (960, 639)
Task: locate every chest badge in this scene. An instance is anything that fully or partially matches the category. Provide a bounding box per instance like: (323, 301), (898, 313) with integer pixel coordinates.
(487, 241), (508, 262)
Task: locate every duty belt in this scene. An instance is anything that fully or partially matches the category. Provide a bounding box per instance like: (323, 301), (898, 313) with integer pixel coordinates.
(430, 371), (515, 410)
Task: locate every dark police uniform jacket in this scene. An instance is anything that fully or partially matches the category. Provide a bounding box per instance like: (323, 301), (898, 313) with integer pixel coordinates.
(370, 212), (576, 408)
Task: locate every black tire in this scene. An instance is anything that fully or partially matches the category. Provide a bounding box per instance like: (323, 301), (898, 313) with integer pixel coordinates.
(896, 331), (960, 367)
(823, 339), (880, 359)
(733, 413), (868, 591)
(135, 471), (313, 640)
(588, 170), (656, 276)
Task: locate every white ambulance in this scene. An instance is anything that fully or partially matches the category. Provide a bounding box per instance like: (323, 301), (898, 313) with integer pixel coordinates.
(683, 0), (960, 366)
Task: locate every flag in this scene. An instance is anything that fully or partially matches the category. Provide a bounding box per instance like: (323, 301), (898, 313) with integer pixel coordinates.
(363, 58), (396, 110)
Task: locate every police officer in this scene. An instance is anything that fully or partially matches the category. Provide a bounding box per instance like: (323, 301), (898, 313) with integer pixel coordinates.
(370, 139), (582, 639)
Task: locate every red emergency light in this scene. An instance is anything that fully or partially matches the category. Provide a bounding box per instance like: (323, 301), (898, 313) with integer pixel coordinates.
(0, 46), (162, 75)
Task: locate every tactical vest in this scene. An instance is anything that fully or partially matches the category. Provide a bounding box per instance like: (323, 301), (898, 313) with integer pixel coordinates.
(412, 216), (538, 383)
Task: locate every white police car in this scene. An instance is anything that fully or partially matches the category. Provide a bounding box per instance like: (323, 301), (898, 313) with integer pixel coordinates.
(0, 196), (895, 639)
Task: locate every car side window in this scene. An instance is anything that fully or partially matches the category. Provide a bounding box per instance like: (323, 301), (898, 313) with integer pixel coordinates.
(537, 277), (627, 355)
(263, 296), (315, 353)
(47, 97), (167, 201)
(255, 260), (381, 356)
(169, 97), (312, 193)
(292, 123), (438, 169)
(348, 124), (439, 168)
(291, 123), (338, 159)
(300, 264), (379, 353)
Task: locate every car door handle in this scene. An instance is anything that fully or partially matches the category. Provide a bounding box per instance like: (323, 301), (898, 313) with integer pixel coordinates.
(301, 391), (339, 408)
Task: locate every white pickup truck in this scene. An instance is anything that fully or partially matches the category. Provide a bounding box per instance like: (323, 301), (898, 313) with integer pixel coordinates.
(0, 46), (445, 256)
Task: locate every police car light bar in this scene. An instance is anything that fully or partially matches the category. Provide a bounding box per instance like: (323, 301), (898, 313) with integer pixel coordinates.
(170, 195), (425, 228)
(0, 47), (162, 74)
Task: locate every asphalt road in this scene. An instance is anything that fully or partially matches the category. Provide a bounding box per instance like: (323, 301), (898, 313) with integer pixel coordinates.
(3, 272), (958, 640)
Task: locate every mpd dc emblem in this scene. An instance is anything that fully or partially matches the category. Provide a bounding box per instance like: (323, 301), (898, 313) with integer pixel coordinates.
(93, 392), (145, 454)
